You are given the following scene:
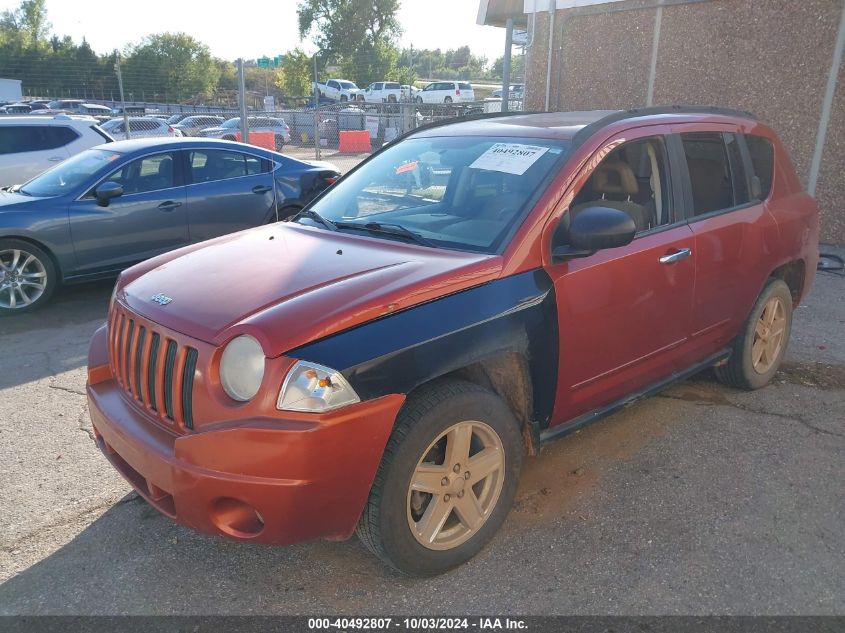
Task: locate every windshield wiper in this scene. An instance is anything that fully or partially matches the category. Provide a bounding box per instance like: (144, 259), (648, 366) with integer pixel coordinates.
(294, 209), (337, 231)
(334, 221), (434, 247)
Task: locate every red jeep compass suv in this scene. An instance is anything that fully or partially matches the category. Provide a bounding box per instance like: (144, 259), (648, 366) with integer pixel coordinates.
(87, 107), (818, 575)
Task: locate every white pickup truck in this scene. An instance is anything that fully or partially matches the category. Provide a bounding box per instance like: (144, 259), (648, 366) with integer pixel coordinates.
(313, 79), (362, 102)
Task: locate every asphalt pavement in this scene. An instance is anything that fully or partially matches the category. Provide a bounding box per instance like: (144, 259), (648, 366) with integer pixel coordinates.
(0, 249), (843, 615)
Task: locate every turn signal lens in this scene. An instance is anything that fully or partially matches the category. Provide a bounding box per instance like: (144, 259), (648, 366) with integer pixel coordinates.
(277, 361), (360, 413)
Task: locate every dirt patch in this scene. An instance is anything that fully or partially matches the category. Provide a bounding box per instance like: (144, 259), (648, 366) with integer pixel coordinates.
(775, 361), (845, 390)
(510, 399), (680, 524)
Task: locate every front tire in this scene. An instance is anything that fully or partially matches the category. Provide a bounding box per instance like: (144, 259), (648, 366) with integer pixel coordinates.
(0, 239), (57, 315)
(357, 380), (523, 576)
(416, 96), (423, 104)
(715, 278), (793, 390)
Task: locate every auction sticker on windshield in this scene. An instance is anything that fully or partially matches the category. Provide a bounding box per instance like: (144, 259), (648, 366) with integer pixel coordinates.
(469, 142), (550, 175)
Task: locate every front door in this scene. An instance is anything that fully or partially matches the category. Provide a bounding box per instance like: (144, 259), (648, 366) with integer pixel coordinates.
(69, 151), (188, 273)
(545, 132), (696, 425)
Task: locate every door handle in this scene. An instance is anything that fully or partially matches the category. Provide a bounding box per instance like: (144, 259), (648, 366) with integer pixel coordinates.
(252, 185), (272, 194)
(659, 248), (692, 264)
(48, 156), (64, 162)
(158, 201), (182, 212)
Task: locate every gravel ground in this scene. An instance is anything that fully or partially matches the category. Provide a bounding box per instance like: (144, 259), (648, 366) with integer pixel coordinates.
(0, 247), (843, 615)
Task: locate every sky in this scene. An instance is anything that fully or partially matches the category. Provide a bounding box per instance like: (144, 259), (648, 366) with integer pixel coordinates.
(0, 0), (510, 62)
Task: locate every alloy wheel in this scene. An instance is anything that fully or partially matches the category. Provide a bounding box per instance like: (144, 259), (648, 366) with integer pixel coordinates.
(752, 296), (786, 374)
(0, 248), (48, 310)
(406, 420), (505, 551)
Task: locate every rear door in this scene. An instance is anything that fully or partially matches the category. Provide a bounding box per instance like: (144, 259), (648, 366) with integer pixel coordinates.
(672, 128), (778, 359)
(184, 147), (275, 242)
(0, 124), (73, 185)
(69, 151), (188, 272)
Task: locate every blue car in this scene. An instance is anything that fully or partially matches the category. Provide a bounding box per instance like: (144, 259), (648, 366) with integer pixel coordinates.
(0, 137), (340, 314)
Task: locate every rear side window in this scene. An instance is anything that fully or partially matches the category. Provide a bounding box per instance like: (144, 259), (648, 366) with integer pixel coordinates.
(386, 83), (400, 89)
(459, 83), (472, 91)
(745, 135), (775, 200)
(188, 149), (268, 183)
(681, 133), (740, 216)
(0, 125), (79, 154)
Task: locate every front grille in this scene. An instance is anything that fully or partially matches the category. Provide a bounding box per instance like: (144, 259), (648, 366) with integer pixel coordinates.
(108, 304), (198, 430)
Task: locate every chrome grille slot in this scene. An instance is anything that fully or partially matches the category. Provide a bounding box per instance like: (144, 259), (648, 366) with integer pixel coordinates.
(148, 333), (160, 412)
(134, 327), (146, 402)
(163, 340), (178, 421)
(181, 348), (198, 429)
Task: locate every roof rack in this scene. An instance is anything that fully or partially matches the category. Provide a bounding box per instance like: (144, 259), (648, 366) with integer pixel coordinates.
(572, 104), (757, 148)
(398, 109), (540, 144)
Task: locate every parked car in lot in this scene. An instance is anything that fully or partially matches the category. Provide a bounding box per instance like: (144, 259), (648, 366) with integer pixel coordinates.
(171, 115), (225, 137)
(46, 98), (86, 112)
(491, 84), (524, 100)
(0, 114), (113, 186)
(1, 103), (32, 114)
(100, 117), (180, 140)
(416, 81), (475, 104)
(84, 107), (818, 575)
(196, 116), (291, 149)
(0, 137), (339, 314)
(25, 100), (51, 111)
(359, 81), (403, 103)
(313, 78), (362, 102)
(165, 113), (192, 125)
(77, 103), (113, 122)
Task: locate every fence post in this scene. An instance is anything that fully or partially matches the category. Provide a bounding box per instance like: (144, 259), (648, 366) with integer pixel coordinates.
(313, 54), (321, 160)
(238, 58), (249, 144)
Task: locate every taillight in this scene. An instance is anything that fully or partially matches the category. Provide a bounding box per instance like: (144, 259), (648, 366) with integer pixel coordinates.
(456, 89), (461, 96)
(324, 175), (338, 185)
(168, 126), (174, 133)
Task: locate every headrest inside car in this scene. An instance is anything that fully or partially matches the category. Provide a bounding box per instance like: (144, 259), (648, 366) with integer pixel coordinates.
(592, 161), (639, 196)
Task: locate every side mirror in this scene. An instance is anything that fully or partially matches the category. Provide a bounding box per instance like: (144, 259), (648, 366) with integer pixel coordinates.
(552, 206), (637, 261)
(95, 181), (124, 207)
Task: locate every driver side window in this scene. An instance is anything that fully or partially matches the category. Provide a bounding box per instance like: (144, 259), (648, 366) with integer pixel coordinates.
(569, 136), (672, 234)
(102, 152), (177, 196)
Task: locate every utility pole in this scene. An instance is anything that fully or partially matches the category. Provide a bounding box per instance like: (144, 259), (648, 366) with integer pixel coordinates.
(114, 55), (131, 140)
(313, 53), (321, 160)
(237, 58), (249, 143)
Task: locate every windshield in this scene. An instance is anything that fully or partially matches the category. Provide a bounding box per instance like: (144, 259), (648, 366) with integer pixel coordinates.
(20, 149), (121, 198)
(301, 136), (569, 253)
(221, 118), (240, 128)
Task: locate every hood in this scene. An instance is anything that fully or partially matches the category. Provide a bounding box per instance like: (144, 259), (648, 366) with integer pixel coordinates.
(118, 223), (501, 355)
(0, 189), (44, 210)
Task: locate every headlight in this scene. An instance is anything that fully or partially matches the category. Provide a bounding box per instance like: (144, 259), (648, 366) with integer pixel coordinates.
(219, 335), (265, 402)
(277, 361), (360, 412)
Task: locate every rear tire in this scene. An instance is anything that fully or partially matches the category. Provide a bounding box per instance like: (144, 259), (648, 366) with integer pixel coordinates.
(274, 135), (285, 151)
(356, 380), (523, 576)
(715, 278), (793, 390)
(444, 96), (453, 103)
(0, 239), (58, 315)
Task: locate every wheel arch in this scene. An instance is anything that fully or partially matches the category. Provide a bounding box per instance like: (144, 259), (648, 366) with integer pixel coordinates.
(422, 352), (538, 456)
(0, 234), (63, 282)
(769, 258), (805, 304)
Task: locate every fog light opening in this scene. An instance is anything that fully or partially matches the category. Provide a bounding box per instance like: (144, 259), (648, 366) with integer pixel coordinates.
(210, 497), (265, 538)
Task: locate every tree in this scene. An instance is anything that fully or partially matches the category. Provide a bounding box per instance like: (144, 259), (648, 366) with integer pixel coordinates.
(297, 0), (401, 84)
(276, 47), (313, 97)
(1, 0), (50, 50)
(123, 33), (220, 102)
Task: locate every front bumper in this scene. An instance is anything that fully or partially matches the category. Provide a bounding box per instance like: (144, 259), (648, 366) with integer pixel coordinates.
(87, 325), (404, 544)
